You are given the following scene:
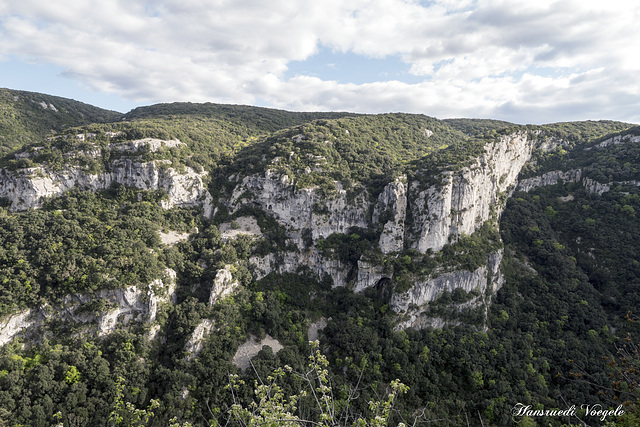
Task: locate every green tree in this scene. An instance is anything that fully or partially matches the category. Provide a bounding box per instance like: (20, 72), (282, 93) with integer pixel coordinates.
(226, 342), (409, 427)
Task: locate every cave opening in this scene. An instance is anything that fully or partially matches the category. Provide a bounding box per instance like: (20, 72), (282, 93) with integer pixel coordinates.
(375, 277), (393, 303)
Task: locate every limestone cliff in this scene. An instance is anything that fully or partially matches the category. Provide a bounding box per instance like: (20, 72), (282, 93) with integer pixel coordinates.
(0, 268), (176, 345)
(408, 132), (534, 253)
(372, 176), (407, 254)
(0, 138), (213, 214)
(229, 170), (369, 241)
(221, 131), (540, 330)
(391, 250), (504, 329)
(2, 120), (613, 337)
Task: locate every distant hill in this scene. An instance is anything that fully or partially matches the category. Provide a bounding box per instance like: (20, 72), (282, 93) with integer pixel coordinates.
(443, 118), (515, 136)
(0, 88), (123, 154)
(123, 102), (360, 134)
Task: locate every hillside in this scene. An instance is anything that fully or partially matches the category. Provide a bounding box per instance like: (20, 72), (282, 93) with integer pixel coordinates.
(0, 89), (123, 154)
(0, 90), (639, 426)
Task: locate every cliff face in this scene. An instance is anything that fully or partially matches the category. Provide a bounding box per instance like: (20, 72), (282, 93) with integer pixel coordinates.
(391, 250), (504, 330)
(2, 120), (613, 335)
(372, 177), (407, 254)
(229, 170), (369, 241)
(0, 138), (213, 214)
(0, 269), (176, 346)
(408, 132), (533, 253)
(218, 131), (540, 327)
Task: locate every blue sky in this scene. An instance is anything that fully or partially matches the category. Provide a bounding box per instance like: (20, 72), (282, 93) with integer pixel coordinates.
(1, 0), (639, 124)
(0, 57), (139, 112)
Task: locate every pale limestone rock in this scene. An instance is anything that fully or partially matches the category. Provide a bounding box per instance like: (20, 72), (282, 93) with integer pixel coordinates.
(158, 230), (190, 245)
(231, 170), (367, 285)
(184, 319), (215, 361)
(373, 176), (407, 253)
(249, 249), (349, 287)
(308, 318), (328, 342)
(596, 134), (640, 148)
(219, 216), (262, 241)
(209, 265), (239, 306)
(0, 268), (177, 344)
(392, 250), (503, 330)
(355, 260), (387, 293)
(0, 310), (34, 347)
(0, 155), (211, 212)
(113, 138), (183, 153)
(517, 169), (582, 192)
(410, 132), (534, 253)
(232, 335), (283, 372)
(582, 178), (610, 195)
(230, 170), (368, 241)
(516, 169), (613, 195)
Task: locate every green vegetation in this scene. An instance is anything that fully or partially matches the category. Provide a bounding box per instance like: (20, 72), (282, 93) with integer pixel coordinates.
(1, 90), (640, 426)
(519, 120), (635, 178)
(0, 89), (122, 154)
(0, 186), (202, 315)
(216, 113), (485, 202)
(443, 118), (514, 137)
(123, 102), (358, 133)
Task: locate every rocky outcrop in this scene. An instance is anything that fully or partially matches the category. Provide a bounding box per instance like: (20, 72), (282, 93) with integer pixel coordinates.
(409, 132), (534, 253)
(595, 133), (640, 148)
(249, 250), (350, 287)
(184, 319), (215, 361)
(517, 169), (582, 192)
(0, 310), (34, 347)
(219, 216), (262, 241)
(308, 318), (328, 342)
(0, 269), (177, 345)
(373, 176), (407, 253)
(516, 169), (612, 195)
(113, 138), (183, 153)
(209, 265), (239, 306)
(230, 170), (369, 241)
(355, 260), (387, 293)
(0, 139), (212, 213)
(391, 250), (503, 329)
(236, 133), (535, 311)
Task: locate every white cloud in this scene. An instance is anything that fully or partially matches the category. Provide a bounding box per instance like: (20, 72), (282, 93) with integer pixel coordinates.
(1, 0), (639, 123)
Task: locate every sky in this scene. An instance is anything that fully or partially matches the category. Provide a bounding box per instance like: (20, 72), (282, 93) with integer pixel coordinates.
(1, 0), (639, 125)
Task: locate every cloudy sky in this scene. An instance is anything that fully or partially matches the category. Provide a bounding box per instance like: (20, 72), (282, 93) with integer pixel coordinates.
(1, 0), (639, 124)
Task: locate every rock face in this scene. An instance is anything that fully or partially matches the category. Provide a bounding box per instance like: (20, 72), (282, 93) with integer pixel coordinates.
(409, 132), (534, 253)
(516, 169), (612, 195)
(249, 250), (350, 287)
(230, 170), (369, 241)
(2, 126), (592, 337)
(184, 319), (215, 361)
(355, 260), (387, 293)
(0, 310), (34, 347)
(229, 170), (369, 286)
(595, 133), (640, 148)
(228, 132), (538, 326)
(373, 177), (407, 254)
(209, 265), (239, 306)
(0, 269), (177, 345)
(391, 250), (504, 329)
(517, 169), (582, 192)
(0, 139), (212, 213)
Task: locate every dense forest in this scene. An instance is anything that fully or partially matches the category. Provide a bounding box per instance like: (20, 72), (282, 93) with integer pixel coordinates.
(0, 89), (639, 426)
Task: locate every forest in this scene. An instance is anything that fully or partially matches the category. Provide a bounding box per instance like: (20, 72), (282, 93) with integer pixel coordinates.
(0, 89), (639, 426)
